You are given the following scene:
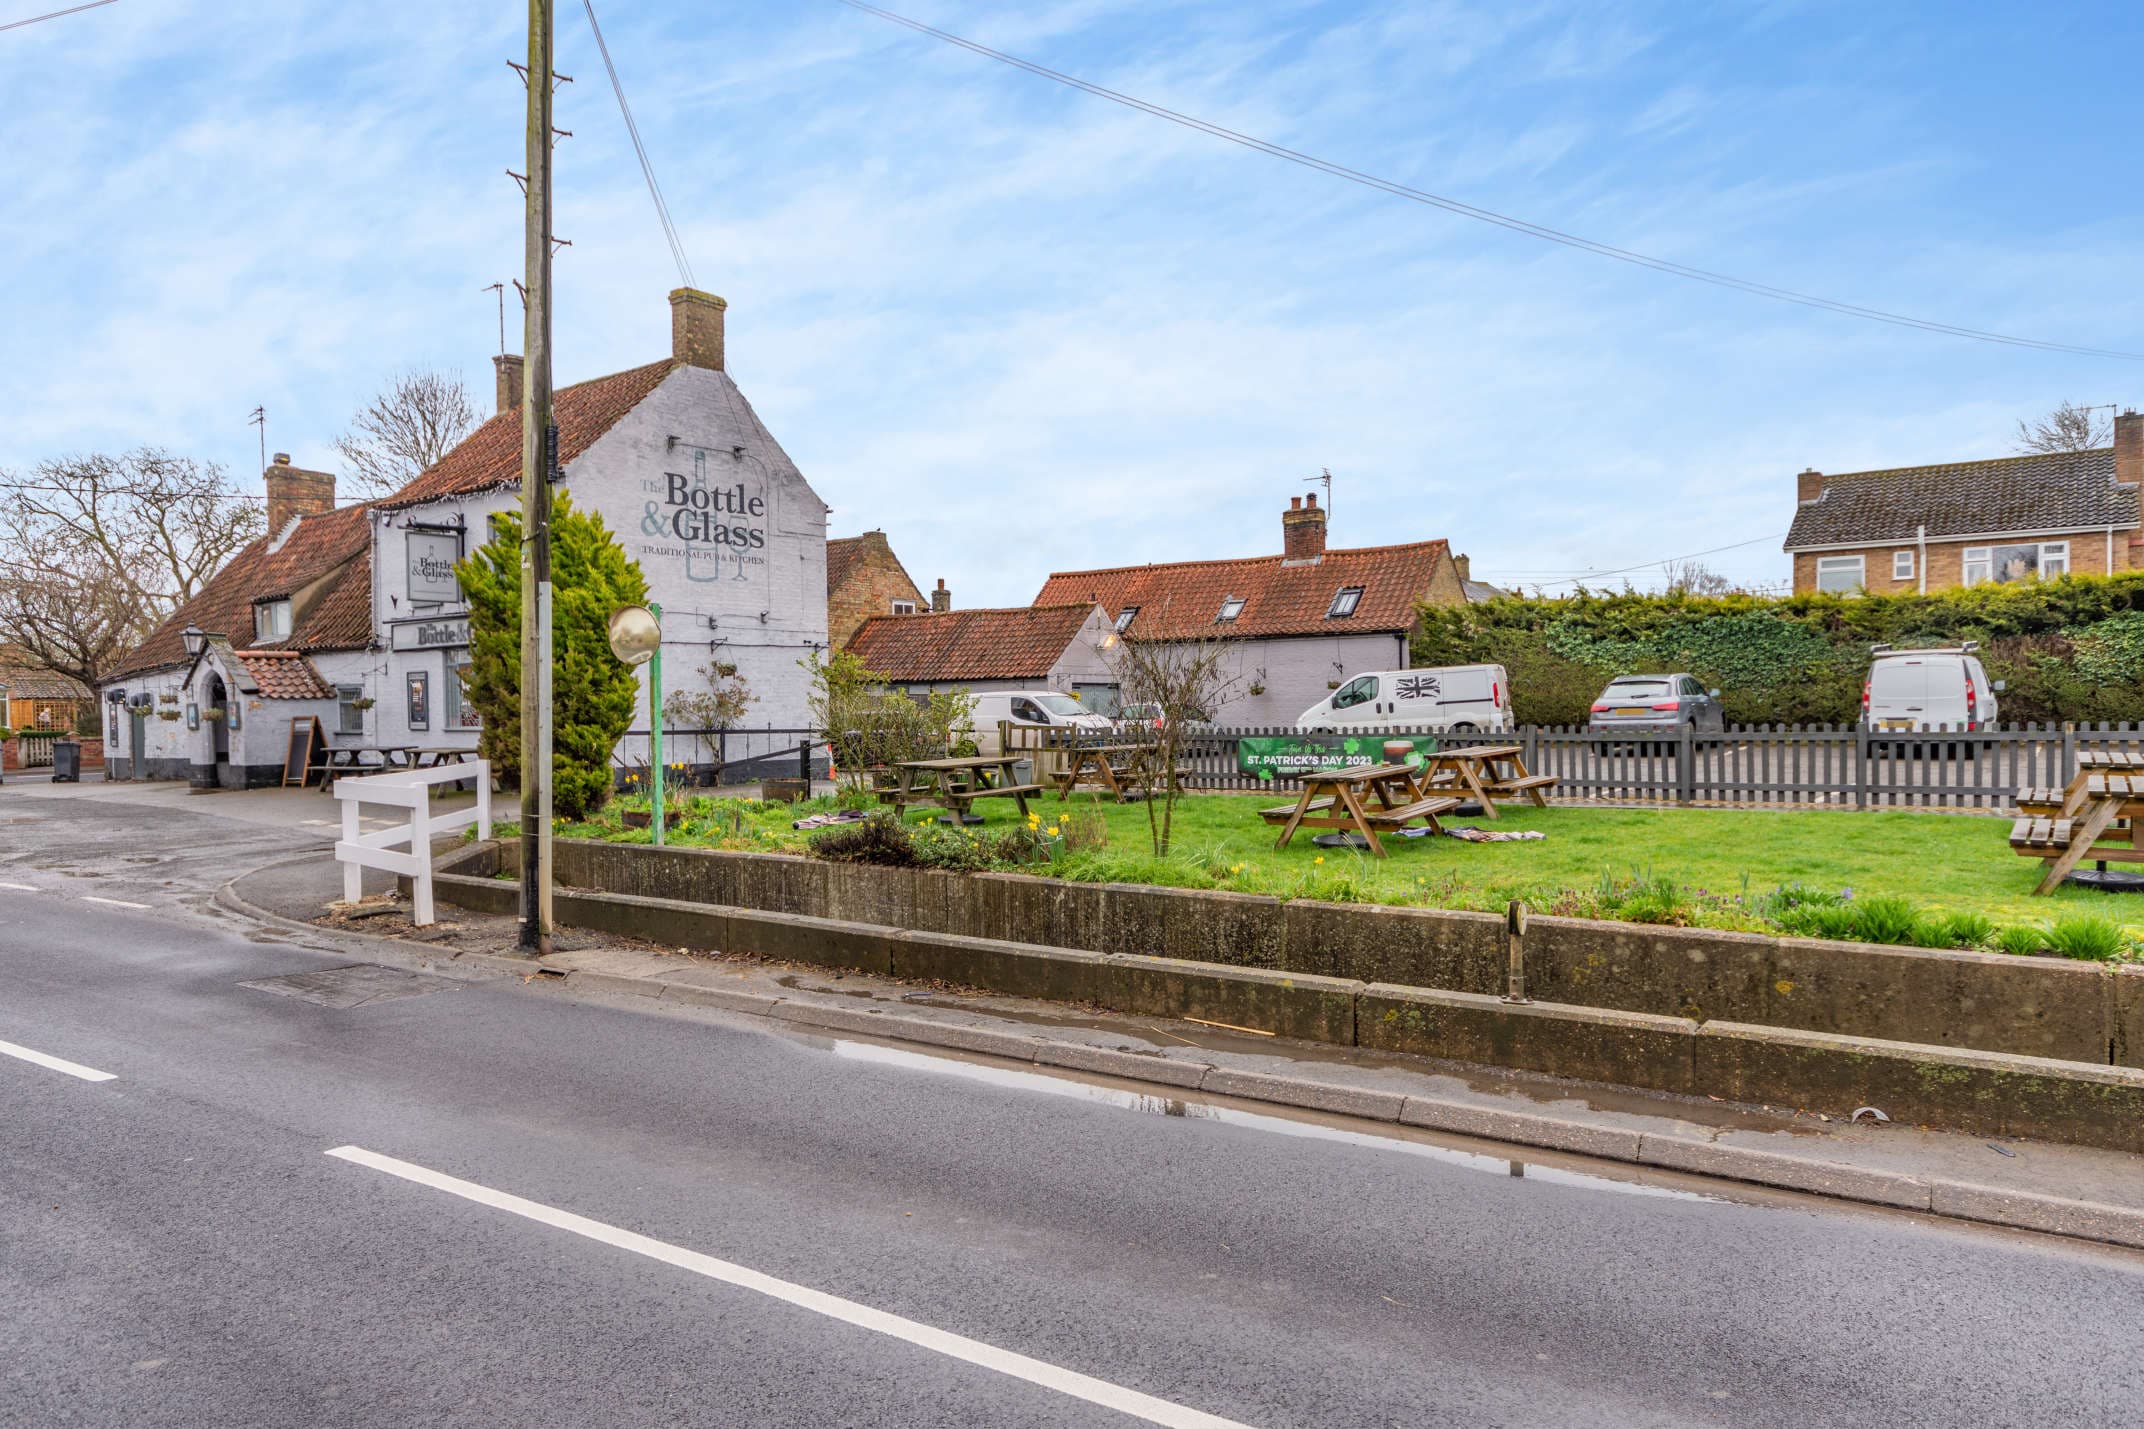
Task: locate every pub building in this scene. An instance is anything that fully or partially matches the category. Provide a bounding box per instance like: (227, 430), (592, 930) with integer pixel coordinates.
(99, 289), (831, 788)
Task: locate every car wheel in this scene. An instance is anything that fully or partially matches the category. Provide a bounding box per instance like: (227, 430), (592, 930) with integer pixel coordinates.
(1450, 722), (1478, 734)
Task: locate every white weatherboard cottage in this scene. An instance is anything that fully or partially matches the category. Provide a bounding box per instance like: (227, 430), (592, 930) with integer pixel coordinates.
(101, 290), (830, 788)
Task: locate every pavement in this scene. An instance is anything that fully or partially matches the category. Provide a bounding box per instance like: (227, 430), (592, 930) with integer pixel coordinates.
(8, 780), (2144, 1426)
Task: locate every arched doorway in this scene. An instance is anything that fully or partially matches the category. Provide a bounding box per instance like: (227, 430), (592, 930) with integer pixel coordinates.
(208, 674), (231, 768)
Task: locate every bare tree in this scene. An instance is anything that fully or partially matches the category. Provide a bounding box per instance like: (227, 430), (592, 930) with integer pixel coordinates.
(2014, 400), (2111, 455)
(335, 370), (480, 499)
(0, 449), (264, 687)
(1111, 629), (1246, 855)
(1661, 559), (1738, 596)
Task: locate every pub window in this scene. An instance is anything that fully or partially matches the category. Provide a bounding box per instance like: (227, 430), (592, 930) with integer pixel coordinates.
(1327, 586), (1364, 618)
(1216, 595), (1245, 623)
(337, 685), (365, 735)
(406, 671), (430, 731)
(1113, 606), (1138, 633)
(254, 599), (292, 642)
(448, 658), (480, 729)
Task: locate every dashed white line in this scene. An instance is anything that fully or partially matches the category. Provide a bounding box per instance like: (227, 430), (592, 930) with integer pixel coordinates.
(326, 1145), (1254, 1429)
(0, 882), (37, 892)
(0, 1037), (116, 1082)
(81, 896), (152, 910)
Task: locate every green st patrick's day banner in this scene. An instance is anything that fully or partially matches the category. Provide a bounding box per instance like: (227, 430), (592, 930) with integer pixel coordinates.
(1236, 734), (1440, 779)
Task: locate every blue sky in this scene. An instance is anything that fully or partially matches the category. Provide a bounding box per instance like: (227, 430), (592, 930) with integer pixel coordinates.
(5, 1), (2142, 602)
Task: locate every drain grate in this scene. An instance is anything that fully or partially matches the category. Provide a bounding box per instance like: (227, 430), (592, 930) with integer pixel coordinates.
(239, 964), (455, 1009)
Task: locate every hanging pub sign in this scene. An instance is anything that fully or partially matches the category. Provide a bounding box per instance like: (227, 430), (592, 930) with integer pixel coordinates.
(406, 529), (462, 605)
(389, 617), (471, 652)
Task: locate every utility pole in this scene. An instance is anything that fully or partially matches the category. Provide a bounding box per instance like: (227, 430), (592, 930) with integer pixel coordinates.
(518, 0), (556, 954)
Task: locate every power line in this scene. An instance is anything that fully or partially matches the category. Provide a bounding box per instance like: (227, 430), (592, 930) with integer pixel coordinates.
(834, 0), (2144, 363)
(581, 0), (695, 288)
(0, 0), (116, 34)
(1480, 532), (1788, 587)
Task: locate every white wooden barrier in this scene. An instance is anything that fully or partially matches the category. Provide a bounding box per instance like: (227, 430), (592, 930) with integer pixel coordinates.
(334, 761), (490, 926)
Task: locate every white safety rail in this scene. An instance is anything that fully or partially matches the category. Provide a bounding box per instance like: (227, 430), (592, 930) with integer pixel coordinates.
(333, 762), (490, 926)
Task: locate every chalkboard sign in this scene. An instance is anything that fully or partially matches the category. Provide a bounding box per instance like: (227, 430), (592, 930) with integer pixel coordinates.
(283, 715), (326, 787)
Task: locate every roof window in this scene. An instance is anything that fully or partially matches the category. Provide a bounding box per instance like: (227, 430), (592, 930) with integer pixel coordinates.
(1327, 586), (1364, 618)
(253, 598), (292, 642)
(1114, 606), (1138, 633)
(1216, 596), (1245, 623)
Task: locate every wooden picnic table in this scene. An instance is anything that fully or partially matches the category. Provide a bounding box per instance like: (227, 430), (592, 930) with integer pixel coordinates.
(889, 755), (1043, 822)
(1414, 743), (1557, 819)
(319, 746), (473, 790)
(1259, 763), (1460, 858)
(2012, 772), (2144, 892)
(1050, 743), (1193, 802)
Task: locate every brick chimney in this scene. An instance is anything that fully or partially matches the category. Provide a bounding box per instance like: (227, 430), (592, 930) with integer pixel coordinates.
(2116, 409), (2143, 487)
(263, 454), (335, 538)
(493, 353), (524, 415)
(1281, 493), (1327, 563)
(1452, 553), (1472, 582)
(1797, 468), (1825, 503)
(931, 578), (951, 613)
(670, 288), (727, 371)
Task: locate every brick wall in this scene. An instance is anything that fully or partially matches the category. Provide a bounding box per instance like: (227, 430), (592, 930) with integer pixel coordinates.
(1792, 530), (2140, 594)
(829, 531), (924, 650)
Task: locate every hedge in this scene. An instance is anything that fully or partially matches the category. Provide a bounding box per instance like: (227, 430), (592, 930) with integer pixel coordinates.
(1413, 574), (2144, 725)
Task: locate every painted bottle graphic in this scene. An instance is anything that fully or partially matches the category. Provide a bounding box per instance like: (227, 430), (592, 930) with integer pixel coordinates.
(685, 449), (722, 584)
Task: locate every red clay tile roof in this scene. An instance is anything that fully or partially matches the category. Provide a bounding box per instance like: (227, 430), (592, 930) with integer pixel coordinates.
(374, 359), (678, 510)
(826, 535), (864, 592)
(1034, 541), (1449, 639)
(108, 503), (374, 681)
(233, 650), (337, 701)
(847, 603), (1099, 682)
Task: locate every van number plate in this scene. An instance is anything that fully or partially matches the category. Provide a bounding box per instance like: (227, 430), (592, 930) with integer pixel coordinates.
(1880, 719), (1914, 730)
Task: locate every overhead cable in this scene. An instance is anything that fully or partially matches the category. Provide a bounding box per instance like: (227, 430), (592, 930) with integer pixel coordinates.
(833, 0), (2144, 362)
(0, 0), (117, 34)
(582, 0), (696, 288)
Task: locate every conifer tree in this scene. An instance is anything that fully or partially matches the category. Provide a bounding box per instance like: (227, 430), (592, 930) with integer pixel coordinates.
(456, 495), (650, 819)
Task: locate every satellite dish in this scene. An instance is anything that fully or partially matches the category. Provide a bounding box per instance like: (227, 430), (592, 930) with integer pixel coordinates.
(607, 605), (660, 666)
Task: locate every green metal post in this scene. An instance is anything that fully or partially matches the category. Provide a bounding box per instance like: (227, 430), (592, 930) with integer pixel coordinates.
(650, 602), (664, 847)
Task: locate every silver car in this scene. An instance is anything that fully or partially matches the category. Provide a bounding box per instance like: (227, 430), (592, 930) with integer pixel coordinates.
(1588, 674), (1723, 750)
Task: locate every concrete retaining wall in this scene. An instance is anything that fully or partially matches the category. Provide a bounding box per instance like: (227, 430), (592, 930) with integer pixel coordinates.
(431, 844), (2144, 1154)
(535, 839), (2142, 1068)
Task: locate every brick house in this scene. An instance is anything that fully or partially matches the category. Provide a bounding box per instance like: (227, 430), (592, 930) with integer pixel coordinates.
(845, 603), (1115, 701)
(1784, 409), (2143, 594)
(827, 530), (926, 650)
(1031, 492), (1470, 724)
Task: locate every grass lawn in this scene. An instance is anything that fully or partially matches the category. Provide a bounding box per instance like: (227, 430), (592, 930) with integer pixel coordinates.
(559, 789), (2144, 951)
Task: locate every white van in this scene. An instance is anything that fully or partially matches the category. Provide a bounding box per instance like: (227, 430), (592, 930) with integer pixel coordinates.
(1863, 644), (2001, 732)
(1297, 665), (1512, 733)
(970, 690), (1112, 754)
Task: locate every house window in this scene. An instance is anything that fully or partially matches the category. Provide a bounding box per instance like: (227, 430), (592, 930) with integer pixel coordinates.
(1963, 542), (2069, 586)
(891, 600), (916, 614)
(1113, 606), (1138, 633)
(337, 685), (365, 735)
(1216, 596), (1245, 623)
(254, 599), (292, 642)
(1815, 556), (1865, 593)
(1892, 550), (1914, 582)
(1327, 586), (1365, 618)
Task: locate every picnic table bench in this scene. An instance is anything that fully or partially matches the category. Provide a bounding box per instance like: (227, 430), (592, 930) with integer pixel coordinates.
(1415, 743), (1557, 818)
(888, 755), (1043, 822)
(319, 746), (474, 791)
(1051, 743), (1193, 802)
(2011, 772), (2144, 892)
(1261, 763), (1460, 857)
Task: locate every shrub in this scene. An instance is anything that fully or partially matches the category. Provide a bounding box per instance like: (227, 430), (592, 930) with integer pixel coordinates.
(808, 814), (918, 866)
(1940, 911), (1995, 949)
(2040, 915), (2130, 962)
(1994, 924), (2049, 957)
(1778, 902), (1859, 941)
(1846, 895), (1924, 946)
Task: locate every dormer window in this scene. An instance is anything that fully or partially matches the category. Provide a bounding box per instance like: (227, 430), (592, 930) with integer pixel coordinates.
(1114, 606), (1138, 633)
(891, 600), (917, 614)
(1216, 596), (1245, 623)
(253, 599), (292, 642)
(1327, 586), (1364, 618)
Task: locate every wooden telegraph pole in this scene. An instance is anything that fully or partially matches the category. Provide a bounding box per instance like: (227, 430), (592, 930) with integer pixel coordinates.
(518, 0), (556, 953)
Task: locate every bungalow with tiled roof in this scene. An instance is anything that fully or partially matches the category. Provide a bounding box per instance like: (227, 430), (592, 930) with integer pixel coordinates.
(101, 289), (829, 786)
(1032, 491), (1468, 724)
(847, 603), (1115, 705)
(1785, 409), (2143, 594)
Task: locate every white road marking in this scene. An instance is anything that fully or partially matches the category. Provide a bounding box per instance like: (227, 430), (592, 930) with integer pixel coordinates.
(0, 1037), (116, 1082)
(81, 896), (151, 910)
(327, 1145), (1254, 1429)
(0, 882), (37, 892)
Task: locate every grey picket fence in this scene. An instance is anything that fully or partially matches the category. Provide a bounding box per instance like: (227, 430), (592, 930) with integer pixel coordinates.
(1171, 723), (2144, 810)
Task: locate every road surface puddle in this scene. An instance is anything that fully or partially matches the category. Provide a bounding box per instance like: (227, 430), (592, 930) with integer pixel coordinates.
(831, 1038), (1714, 1203)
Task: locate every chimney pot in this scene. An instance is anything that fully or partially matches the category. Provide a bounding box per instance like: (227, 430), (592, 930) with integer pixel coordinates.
(1306, 492), (1319, 509)
(494, 353), (525, 415)
(262, 456), (336, 540)
(2116, 410), (2143, 488)
(1281, 491), (1328, 563)
(273, 452), (291, 465)
(669, 288), (727, 371)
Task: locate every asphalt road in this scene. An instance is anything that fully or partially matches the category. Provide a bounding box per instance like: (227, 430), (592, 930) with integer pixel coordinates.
(5, 796), (2144, 1427)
